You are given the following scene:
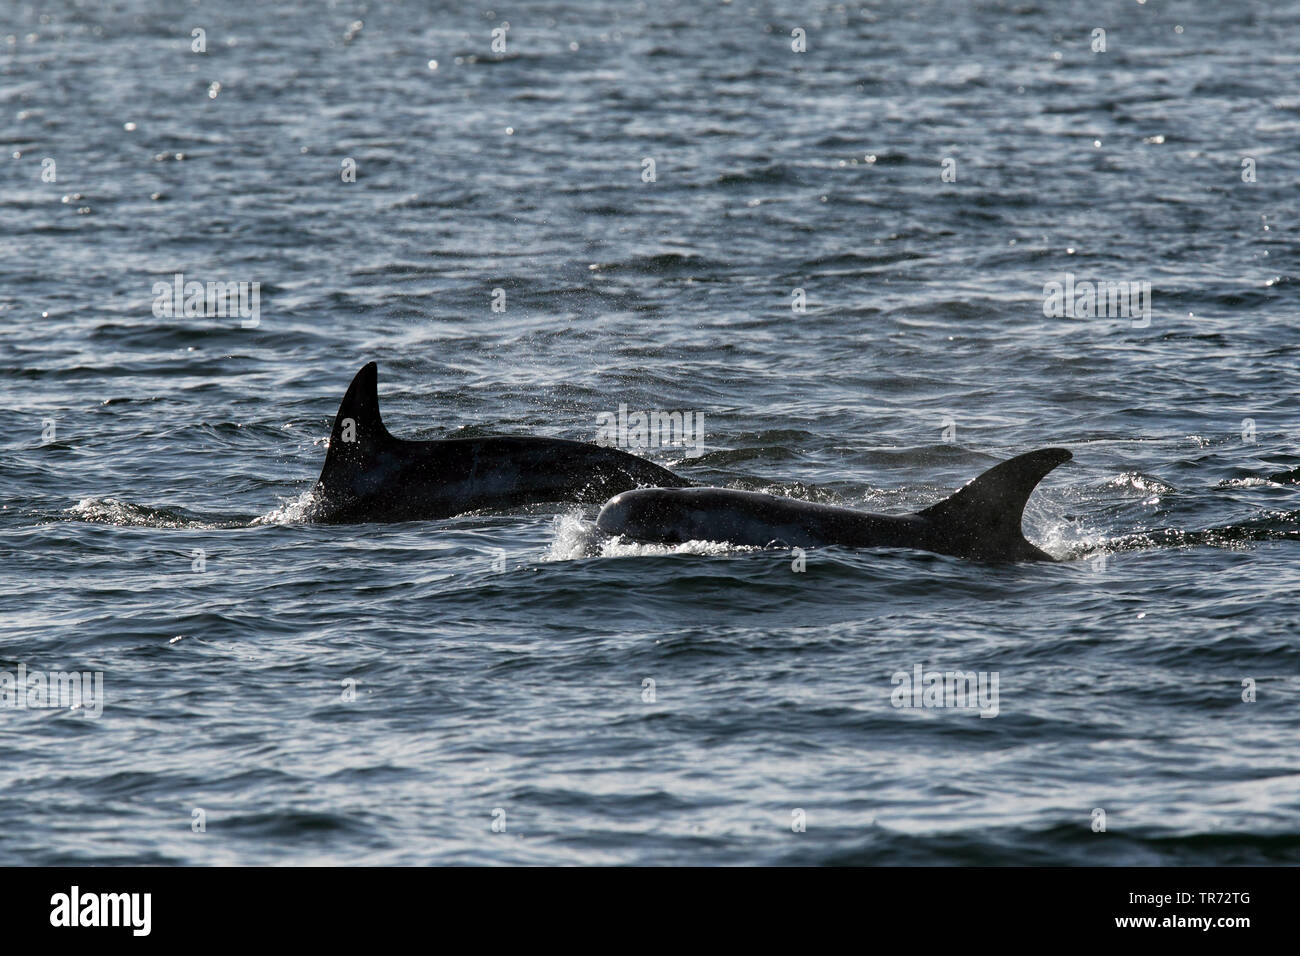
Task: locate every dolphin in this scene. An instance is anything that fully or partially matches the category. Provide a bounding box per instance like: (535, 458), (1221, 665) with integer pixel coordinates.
(596, 448), (1072, 562)
(307, 362), (692, 523)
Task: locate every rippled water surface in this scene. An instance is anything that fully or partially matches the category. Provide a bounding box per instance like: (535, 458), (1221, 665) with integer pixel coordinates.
(2, 0), (1299, 865)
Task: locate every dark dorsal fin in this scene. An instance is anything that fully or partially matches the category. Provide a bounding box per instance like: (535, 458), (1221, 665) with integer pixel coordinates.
(915, 448), (1072, 561)
(317, 362), (393, 489)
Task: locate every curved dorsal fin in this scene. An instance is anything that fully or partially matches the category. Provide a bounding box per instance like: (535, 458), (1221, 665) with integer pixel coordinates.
(915, 448), (1071, 561)
(317, 362), (394, 487)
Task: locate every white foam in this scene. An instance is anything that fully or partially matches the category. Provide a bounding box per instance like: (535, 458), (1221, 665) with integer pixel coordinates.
(1108, 472), (1175, 494)
(1218, 477), (1279, 488)
(66, 497), (192, 529)
(542, 511), (747, 562)
(543, 511), (602, 560)
(1039, 520), (1107, 562)
(251, 490), (318, 526)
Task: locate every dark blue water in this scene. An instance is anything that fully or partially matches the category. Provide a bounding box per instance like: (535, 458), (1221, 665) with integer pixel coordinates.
(2, 0), (1298, 865)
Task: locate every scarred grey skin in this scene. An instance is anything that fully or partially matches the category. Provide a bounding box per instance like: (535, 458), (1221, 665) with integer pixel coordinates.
(596, 448), (1072, 562)
(308, 362), (691, 523)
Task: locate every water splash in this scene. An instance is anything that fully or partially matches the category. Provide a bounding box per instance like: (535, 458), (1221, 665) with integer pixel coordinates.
(65, 497), (225, 529)
(543, 510), (752, 561)
(250, 490), (320, 526)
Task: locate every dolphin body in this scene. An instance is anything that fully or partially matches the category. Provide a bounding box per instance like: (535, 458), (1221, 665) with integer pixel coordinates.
(307, 362), (691, 523)
(596, 448), (1072, 562)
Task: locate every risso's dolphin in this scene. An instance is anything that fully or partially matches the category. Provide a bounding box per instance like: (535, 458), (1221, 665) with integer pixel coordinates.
(307, 362), (691, 523)
(596, 448), (1072, 562)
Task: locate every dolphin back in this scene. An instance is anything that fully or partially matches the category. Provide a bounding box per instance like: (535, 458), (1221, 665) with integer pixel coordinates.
(308, 362), (692, 522)
(596, 448), (1071, 562)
